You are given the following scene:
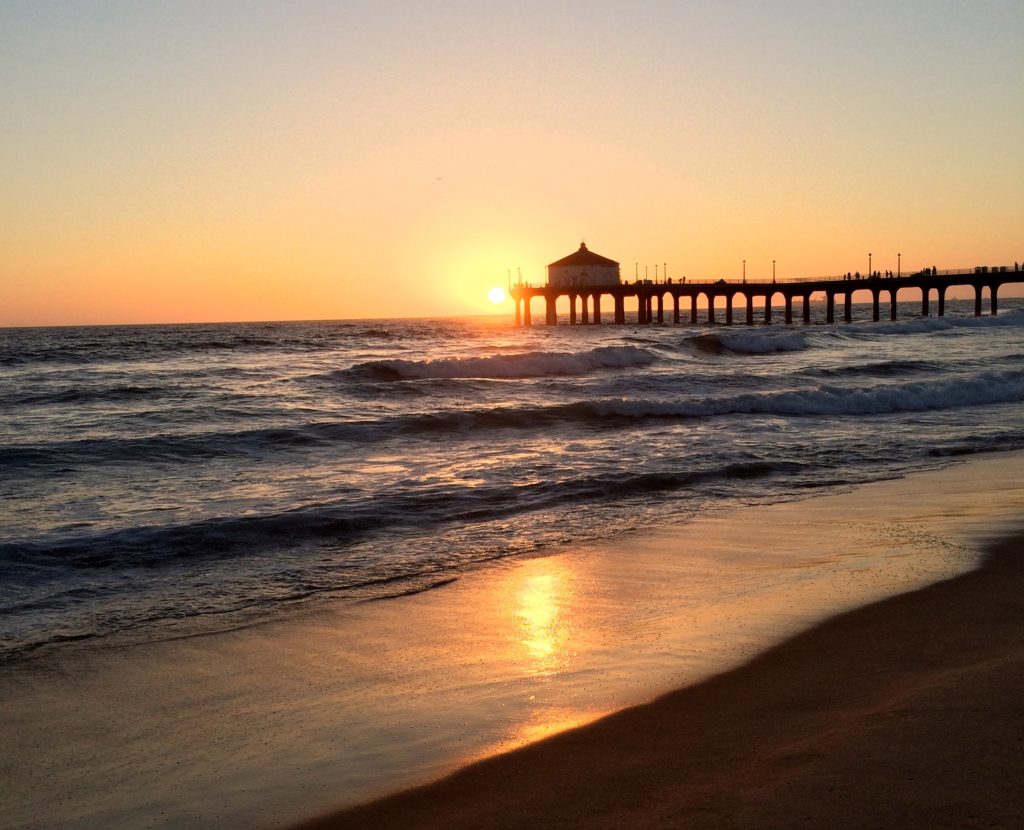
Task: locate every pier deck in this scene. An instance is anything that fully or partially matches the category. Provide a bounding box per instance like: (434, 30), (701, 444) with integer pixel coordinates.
(510, 267), (1024, 326)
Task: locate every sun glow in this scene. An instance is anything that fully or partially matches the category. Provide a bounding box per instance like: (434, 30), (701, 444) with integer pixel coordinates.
(488, 286), (507, 304)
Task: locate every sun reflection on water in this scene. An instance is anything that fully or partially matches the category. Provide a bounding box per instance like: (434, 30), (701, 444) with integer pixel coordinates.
(513, 557), (576, 677)
(460, 553), (615, 760)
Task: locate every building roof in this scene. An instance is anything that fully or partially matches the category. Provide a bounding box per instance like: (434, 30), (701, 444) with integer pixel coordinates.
(547, 242), (619, 268)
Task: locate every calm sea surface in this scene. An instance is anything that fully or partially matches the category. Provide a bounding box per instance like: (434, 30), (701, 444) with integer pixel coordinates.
(2, 300), (1024, 662)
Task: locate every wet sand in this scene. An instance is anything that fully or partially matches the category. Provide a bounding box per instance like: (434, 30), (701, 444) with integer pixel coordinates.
(294, 531), (1024, 829)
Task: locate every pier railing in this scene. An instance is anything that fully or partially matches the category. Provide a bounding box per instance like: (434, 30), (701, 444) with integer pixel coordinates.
(514, 264), (1020, 289)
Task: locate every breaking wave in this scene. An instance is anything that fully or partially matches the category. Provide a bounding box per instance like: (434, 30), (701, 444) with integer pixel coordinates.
(687, 330), (808, 355)
(0, 459), (805, 575)
(848, 307), (1024, 337)
(8, 370), (1022, 475)
(581, 370), (1024, 419)
(339, 345), (657, 380)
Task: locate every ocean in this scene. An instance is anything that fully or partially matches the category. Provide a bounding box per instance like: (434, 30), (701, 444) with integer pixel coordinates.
(3, 299), (1024, 829)
(2, 299), (1024, 664)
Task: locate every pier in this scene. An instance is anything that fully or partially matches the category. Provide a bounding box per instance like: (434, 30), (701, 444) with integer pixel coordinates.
(511, 267), (1024, 326)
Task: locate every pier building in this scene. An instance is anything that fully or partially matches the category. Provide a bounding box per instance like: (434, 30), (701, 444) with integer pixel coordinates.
(547, 243), (620, 288)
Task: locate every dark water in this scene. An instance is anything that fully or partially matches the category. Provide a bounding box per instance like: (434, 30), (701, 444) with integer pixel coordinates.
(2, 300), (1023, 661)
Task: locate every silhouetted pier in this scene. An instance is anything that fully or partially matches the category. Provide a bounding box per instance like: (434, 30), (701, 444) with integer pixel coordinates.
(510, 267), (1023, 326)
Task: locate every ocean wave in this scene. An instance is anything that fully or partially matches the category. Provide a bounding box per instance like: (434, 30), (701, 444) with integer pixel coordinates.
(581, 370), (1024, 419)
(687, 330), (808, 355)
(0, 339), (274, 366)
(6, 369), (1023, 475)
(339, 345), (656, 380)
(846, 307), (1024, 337)
(928, 435), (1024, 457)
(811, 360), (944, 378)
(0, 327), (350, 367)
(370, 576), (460, 601)
(0, 459), (805, 575)
(6, 385), (172, 407)
(0, 423), (365, 472)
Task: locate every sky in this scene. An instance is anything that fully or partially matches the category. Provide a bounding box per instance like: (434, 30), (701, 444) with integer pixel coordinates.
(2, 0), (1023, 326)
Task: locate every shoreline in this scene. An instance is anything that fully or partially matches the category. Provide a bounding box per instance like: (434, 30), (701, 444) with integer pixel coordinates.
(293, 523), (1024, 830)
(3, 452), (1023, 830)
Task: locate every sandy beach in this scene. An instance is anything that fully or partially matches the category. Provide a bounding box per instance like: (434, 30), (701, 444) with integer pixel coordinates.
(294, 482), (1024, 829)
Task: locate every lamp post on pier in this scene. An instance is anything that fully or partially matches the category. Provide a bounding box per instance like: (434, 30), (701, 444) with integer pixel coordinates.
(743, 259), (746, 283)
(772, 259), (776, 284)
(898, 252), (901, 278)
(868, 252), (872, 278)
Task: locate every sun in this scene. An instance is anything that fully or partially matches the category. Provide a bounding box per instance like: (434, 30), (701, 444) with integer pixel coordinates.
(488, 286), (507, 304)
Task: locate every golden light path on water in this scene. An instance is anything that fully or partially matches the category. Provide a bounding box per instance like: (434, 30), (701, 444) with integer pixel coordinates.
(516, 565), (571, 674)
(488, 554), (607, 750)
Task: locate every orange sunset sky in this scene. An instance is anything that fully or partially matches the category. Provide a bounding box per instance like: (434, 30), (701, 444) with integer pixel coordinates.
(2, 1), (1023, 327)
